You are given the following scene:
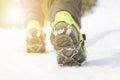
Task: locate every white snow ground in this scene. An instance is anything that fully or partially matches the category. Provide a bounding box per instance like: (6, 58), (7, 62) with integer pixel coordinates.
(0, 0), (120, 80)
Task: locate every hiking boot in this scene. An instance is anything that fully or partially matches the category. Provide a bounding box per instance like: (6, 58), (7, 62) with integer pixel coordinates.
(51, 22), (86, 66)
(26, 20), (46, 53)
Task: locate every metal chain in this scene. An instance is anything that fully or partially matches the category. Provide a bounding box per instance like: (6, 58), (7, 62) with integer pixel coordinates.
(58, 41), (83, 65)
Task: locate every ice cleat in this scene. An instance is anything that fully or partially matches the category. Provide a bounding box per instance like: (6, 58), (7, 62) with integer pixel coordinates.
(26, 20), (46, 53)
(51, 22), (87, 66)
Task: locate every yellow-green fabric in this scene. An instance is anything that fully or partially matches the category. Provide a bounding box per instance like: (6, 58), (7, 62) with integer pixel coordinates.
(52, 11), (83, 40)
(52, 11), (87, 53)
(27, 20), (42, 31)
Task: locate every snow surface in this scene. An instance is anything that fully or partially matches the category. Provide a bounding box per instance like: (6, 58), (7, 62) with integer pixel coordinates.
(0, 0), (120, 80)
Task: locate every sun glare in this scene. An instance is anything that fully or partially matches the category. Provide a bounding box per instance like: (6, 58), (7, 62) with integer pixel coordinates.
(9, 7), (23, 23)
(1, 0), (24, 28)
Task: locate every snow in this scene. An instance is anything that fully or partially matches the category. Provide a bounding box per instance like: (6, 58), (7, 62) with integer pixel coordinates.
(0, 0), (120, 80)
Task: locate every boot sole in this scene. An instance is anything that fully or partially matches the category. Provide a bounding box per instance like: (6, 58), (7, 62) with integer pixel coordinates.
(53, 33), (86, 66)
(26, 36), (46, 53)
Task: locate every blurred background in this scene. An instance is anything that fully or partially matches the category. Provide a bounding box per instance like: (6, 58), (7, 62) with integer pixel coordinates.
(0, 0), (97, 29)
(0, 0), (23, 29)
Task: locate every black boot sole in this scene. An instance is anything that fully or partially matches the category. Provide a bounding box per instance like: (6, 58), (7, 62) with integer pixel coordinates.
(51, 24), (86, 66)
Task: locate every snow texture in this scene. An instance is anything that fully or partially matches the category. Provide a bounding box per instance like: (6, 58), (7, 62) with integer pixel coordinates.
(0, 0), (120, 80)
